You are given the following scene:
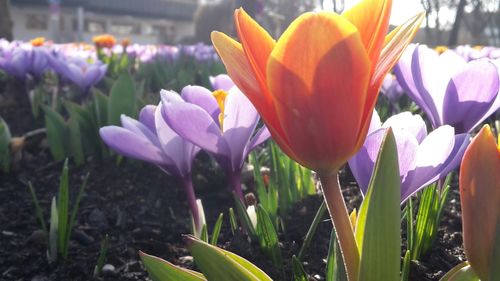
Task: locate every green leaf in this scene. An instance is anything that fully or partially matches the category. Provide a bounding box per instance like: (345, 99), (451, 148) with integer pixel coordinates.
(93, 234), (109, 277)
(57, 159), (70, 258)
(140, 251), (206, 281)
(233, 194), (257, 240)
(401, 250), (411, 281)
(107, 72), (136, 126)
(67, 117), (84, 165)
(228, 207), (238, 235)
(186, 236), (272, 281)
(0, 117), (11, 172)
(67, 173), (88, 249)
(43, 106), (68, 161)
(48, 197), (58, 262)
(440, 262), (479, 281)
(210, 213), (224, 245)
(92, 89), (109, 127)
(200, 224), (208, 243)
(292, 256), (308, 281)
(326, 230), (347, 281)
(255, 205), (282, 267)
(297, 200), (327, 260)
(357, 128), (401, 281)
(27, 182), (48, 234)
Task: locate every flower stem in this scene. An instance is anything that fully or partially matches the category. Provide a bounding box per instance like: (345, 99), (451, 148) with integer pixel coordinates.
(319, 172), (359, 281)
(228, 171), (244, 203)
(181, 175), (201, 234)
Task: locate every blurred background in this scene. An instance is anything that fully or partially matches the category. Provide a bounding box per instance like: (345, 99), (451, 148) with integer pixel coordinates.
(0, 0), (498, 46)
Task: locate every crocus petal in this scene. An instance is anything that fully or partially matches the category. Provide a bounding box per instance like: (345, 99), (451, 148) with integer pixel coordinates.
(139, 105), (157, 134)
(210, 74), (235, 91)
(382, 112), (427, 143)
(99, 126), (166, 165)
(222, 88), (259, 170)
(120, 115), (161, 148)
(367, 110), (382, 134)
(442, 59), (500, 133)
(342, 0), (392, 67)
(247, 125), (271, 152)
(348, 128), (386, 194)
(162, 99), (230, 156)
(160, 89), (184, 103)
(267, 11), (370, 170)
(155, 104), (192, 177)
(402, 126), (456, 200)
(460, 125), (500, 281)
(401, 133), (469, 202)
(181, 85), (220, 123)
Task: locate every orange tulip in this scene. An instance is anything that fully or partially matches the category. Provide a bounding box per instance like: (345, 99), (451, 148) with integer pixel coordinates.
(212, 2), (424, 280)
(211, 0), (423, 174)
(460, 125), (500, 280)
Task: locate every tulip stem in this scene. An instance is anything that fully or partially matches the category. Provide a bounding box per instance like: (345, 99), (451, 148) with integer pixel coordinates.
(229, 171), (245, 203)
(319, 172), (359, 281)
(181, 175), (201, 234)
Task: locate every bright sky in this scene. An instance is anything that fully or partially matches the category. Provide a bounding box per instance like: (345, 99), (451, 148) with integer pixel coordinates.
(322, 0), (425, 26)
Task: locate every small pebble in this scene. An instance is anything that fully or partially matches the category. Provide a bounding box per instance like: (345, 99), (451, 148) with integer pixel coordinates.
(178, 255), (194, 264)
(101, 264), (116, 276)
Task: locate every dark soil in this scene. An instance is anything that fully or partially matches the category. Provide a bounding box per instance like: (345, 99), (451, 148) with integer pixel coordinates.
(0, 91), (465, 281)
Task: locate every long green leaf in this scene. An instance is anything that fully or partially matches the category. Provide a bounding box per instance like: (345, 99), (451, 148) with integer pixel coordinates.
(233, 194), (257, 240)
(27, 182), (48, 234)
(43, 106), (68, 161)
(292, 256), (308, 281)
(256, 205), (282, 267)
(67, 172), (89, 257)
(401, 250), (411, 281)
(140, 251), (206, 281)
(48, 197), (58, 262)
(210, 213), (224, 245)
(57, 159), (69, 258)
(0, 117), (11, 172)
(108, 72), (136, 125)
(326, 229), (348, 281)
(186, 235), (272, 281)
(358, 128), (401, 281)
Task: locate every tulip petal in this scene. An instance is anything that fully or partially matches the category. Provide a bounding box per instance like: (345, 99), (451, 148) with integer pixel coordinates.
(442, 60), (500, 133)
(342, 0), (392, 66)
(211, 31), (297, 161)
(99, 126), (166, 165)
(460, 125), (500, 281)
(234, 8), (275, 89)
(267, 11), (370, 170)
(162, 99), (230, 156)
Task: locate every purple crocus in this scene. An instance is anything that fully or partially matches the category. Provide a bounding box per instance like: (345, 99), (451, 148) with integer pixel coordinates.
(0, 47), (49, 80)
(348, 111), (470, 203)
(394, 44), (500, 133)
(49, 53), (107, 95)
(381, 73), (404, 104)
(99, 104), (204, 232)
(160, 82), (271, 201)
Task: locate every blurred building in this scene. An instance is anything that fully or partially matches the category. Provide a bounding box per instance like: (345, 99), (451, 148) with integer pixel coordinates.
(9, 0), (199, 44)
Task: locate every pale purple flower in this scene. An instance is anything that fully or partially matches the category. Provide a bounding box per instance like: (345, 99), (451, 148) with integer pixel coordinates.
(210, 74), (234, 92)
(100, 104), (203, 231)
(160, 84), (271, 201)
(348, 111), (470, 203)
(381, 73), (404, 103)
(394, 44), (500, 133)
(49, 53), (107, 94)
(0, 47), (49, 80)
